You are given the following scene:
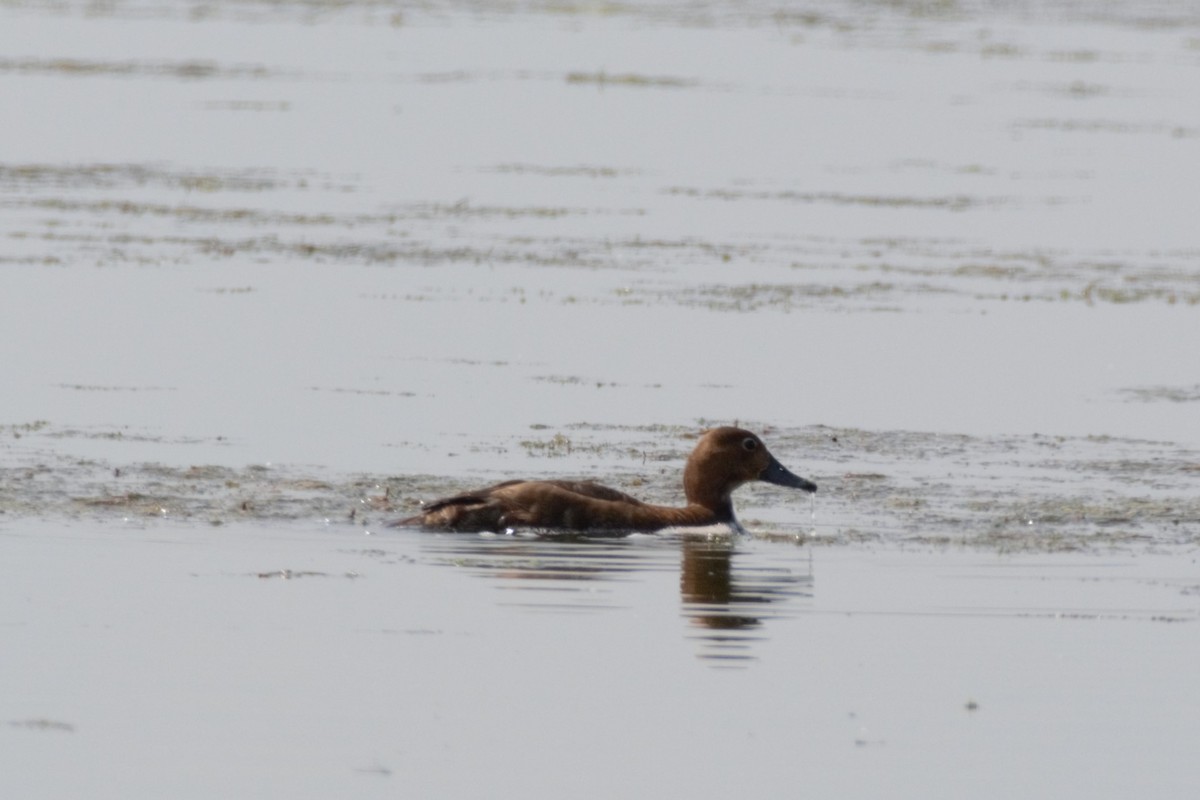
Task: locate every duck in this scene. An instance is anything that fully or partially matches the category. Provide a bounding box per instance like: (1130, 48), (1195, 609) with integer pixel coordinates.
(389, 426), (816, 535)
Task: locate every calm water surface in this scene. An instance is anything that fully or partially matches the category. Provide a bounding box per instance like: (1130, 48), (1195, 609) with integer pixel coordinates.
(2, 0), (1199, 796)
(3, 519), (1198, 798)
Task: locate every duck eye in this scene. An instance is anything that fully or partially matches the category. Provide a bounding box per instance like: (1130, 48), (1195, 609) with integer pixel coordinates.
(742, 437), (758, 452)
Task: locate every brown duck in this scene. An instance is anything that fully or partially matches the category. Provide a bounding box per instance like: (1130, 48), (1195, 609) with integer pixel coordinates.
(390, 427), (816, 535)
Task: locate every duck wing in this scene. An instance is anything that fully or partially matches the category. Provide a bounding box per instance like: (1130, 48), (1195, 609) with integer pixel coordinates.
(392, 479), (648, 531)
(385, 480), (522, 529)
(535, 480), (645, 505)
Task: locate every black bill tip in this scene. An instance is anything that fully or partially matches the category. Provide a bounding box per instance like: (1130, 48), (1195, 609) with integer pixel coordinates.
(760, 456), (817, 493)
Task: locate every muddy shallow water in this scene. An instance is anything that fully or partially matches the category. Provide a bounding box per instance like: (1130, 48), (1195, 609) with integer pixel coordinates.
(2, 0), (1199, 796)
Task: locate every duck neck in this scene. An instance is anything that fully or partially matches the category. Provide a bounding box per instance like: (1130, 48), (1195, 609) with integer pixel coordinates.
(652, 500), (733, 527)
(682, 456), (744, 522)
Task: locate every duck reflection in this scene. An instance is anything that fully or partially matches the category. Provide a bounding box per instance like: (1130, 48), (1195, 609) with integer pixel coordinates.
(418, 532), (811, 663)
(679, 539), (812, 666)
(680, 540), (759, 626)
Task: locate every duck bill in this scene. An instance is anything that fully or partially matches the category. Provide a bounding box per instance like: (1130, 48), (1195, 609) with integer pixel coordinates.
(760, 456), (818, 493)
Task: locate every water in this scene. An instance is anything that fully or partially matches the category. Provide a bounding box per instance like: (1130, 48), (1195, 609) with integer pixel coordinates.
(3, 519), (1197, 797)
(2, 1), (1199, 796)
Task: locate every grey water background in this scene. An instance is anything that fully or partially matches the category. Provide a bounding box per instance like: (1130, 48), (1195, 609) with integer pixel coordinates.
(2, 1), (1199, 797)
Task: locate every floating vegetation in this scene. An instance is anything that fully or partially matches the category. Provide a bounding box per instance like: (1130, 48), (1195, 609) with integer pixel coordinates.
(653, 280), (929, 312)
(1013, 118), (1200, 138)
(254, 569), (360, 580)
(663, 185), (1002, 211)
(54, 383), (177, 392)
(565, 71), (698, 89)
(5, 147), (1194, 309)
(520, 432), (575, 457)
(8, 182), (1196, 308)
(24, 197), (344, 226)
(306, 386), (418, 398)
(3, 421), (1198, 553)
(410, 200), (581, 219)
(0, 57), (271, 80)
(484, 163), (637, 179)
(8, 719), (75, 733)
(3, 420), (51, 437)
(0, 162), (314, 192)
(529, 374), (621, 388)
(198, 286), (256, 294)
(4, 0), (1198, 33)
(1119, 385), (1200, 403)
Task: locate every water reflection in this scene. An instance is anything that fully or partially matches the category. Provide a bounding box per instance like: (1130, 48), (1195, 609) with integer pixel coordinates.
(420, 534), (677, 613)
(419, 533), (812, 665)
(680, 539), (813, 666)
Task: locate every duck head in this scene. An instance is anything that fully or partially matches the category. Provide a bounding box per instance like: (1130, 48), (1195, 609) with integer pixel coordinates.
(683, 427), (817, 519)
